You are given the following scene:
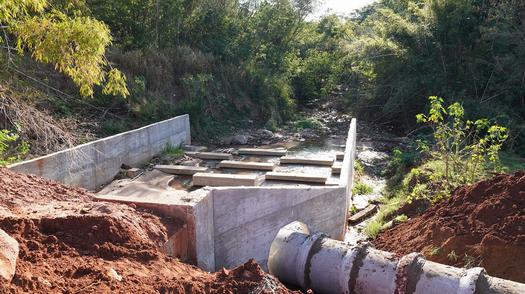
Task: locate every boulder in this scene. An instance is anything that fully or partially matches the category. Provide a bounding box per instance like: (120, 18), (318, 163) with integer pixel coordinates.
(231, 135), (248, 145)
(0, 229), (19, 282)
(258, 129), (274, 139)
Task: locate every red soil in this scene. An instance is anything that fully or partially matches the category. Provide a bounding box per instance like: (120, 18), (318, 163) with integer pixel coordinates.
(0, 168), (298, 293)
(374, 171), (525, 283)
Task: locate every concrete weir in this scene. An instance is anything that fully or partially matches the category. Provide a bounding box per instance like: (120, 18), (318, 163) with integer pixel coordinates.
(268, 222), (525, 294)
(9, 114), (358, 274)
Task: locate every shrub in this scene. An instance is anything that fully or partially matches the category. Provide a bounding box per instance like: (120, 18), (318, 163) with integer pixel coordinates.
(353, 181), (373, 195)
(0, 129), (29, 166)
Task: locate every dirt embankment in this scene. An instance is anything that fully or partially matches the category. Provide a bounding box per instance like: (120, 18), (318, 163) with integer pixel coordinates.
(0, 168), (297, 293)
(374, 171), (525, 283)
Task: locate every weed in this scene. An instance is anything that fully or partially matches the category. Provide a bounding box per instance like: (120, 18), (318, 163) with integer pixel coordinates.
(428, 246), (442, 257)
(463, 254), (481, 269)
(354, 160), (364, 177)
(447, 250), (459, 262)
(162, 144), (184, 158)
(364, 220), (383, 239)
(0, 129), (29, 166)
(394, 214), (408, 223)
(353, 181), (373, 195)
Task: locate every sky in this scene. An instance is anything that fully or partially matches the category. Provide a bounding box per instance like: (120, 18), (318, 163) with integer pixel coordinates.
(310, 0), (377, 19)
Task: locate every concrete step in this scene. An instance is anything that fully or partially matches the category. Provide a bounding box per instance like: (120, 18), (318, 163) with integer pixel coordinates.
(279, 156), (334, 166)
(331, 163), (342, 174)
(185, 152), (233, 160)
(348, 204), (377, 224)
(193, 172), (264, 187)
(154, 165), (209, 175)
(183, 145), (208, 152)
(265, 172), (327, 184)
(237, 148), (287, 156)
(335, 152), (345, 160)
(218, 160), (276, 171)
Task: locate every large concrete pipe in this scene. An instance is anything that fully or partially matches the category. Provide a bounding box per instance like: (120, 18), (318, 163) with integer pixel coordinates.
(267, 221), (525, 294)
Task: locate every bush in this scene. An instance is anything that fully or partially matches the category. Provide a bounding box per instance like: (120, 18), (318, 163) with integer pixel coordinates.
(353, 181), (373, 195)
(0, 129), (29, 166)
(411, 96), (508, 202)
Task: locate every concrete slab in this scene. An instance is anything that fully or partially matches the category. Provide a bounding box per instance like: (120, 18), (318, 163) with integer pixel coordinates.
(265, 172), (327, 184)
(155, 165), (209, 175)
(348, 204), (377, 224)
(237, 148), (287, 156)
(335, 152), (345, 160)
(183, 145), (208, 152)
(193, 173), (264, 187)
(279, 156), (334, 166)
(331, 163), (342, 174)
(185, 152), (233, 160)
(218, 160), (276, 171)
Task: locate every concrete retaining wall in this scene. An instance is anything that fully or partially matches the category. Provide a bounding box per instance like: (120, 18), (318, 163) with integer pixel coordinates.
(210, 186), (347, 270)
(9, 115), (191, 190)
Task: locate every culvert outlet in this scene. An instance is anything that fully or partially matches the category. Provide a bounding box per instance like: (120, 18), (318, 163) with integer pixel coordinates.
(267, 221), (525, 294)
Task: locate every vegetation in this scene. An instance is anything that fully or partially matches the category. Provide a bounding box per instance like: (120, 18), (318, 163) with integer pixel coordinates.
(353, 181), (373, 195)
(365, 96), (508, 237)
(0, 130), (28, 166)
(1, 0), (524, 171)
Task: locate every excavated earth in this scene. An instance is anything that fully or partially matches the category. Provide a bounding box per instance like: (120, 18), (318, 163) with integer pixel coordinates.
(374, 171), (525, 283)
(0, 168), (299, 293)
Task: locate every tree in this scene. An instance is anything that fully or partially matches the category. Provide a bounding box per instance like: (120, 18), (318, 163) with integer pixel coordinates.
(1, 0), (128, 97)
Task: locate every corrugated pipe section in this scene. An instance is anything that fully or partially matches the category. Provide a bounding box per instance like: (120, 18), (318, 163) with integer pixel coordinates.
(268, 222), (525, 294)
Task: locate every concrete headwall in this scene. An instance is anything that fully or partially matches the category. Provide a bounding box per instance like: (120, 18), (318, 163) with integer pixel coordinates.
(209, 186), (347, 270)
(9, 114), (191, 190)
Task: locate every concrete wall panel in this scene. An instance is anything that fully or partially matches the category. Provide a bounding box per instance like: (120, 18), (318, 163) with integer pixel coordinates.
(9, 114), (190, 190)
(211, 186), (346, 270)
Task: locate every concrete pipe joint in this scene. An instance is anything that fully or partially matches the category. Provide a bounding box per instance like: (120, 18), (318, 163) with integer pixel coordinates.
(267, 221), (525, 294)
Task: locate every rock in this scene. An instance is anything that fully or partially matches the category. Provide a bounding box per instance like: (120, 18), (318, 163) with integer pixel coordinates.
(0, 229), (19, 282)
(231, 135), (248, 145)
(220, 136), (233, 145)
(106, 268), (122, 282)
(300, 128), (318, 139)
(125, 168), (142, 178)
(258, 129), (274, 139)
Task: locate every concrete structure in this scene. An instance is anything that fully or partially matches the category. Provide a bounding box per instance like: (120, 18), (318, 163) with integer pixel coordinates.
(11, 114), (359, 274)
(280, 156), (334, 166)
(335, 151), (345, 160)
(265, 172), (328, 184)
(154, 165), (209, 175)
(193, 173), (264, 187)
(268, 222), (525, 294)
(218, 160), (276, 171)
(8, 115), (191, 190)
(237, 148), (287, 156)
(331, 163), (342, 174)
(185, 152), (233, 160)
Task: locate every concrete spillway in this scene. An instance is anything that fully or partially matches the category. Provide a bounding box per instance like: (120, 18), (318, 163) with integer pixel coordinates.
(268, 222), (525, 294)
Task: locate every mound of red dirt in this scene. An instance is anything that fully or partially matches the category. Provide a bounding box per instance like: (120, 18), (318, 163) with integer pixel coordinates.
(0, 168), (298, 293)
(374, 171), (525, 282)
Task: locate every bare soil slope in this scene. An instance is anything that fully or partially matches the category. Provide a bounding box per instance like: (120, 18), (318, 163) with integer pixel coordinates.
(374, 171), (525, 283)
(0, 168), (297, 293)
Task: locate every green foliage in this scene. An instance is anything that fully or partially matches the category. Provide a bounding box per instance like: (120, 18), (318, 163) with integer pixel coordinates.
(161, 144), (184, 158)
(354, 160), (364, 177)
(0, 129), (29, 166)
(364, 194), (405, 238)
(394, 214), (408, 223)
(353, 181), (373, 195)
(290, 117), (323, 131)
(447, 251), (459, 262)
(364, 220), (383, 239)
(2, 0), (128, 97)
(411, 96), (508, 202)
